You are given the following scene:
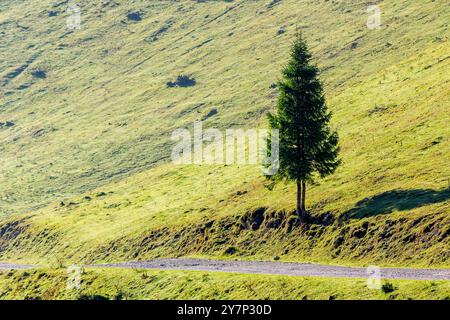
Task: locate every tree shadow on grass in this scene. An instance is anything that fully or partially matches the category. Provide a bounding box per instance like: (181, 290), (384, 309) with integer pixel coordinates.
(343, 188), (450, 219)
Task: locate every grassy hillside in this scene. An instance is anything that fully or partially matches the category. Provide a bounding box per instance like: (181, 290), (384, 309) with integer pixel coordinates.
(0, 0), (449, 268)
(1, 268), (449, 300)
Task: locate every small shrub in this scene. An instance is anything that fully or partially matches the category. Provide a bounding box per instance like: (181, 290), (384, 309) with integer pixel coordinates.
(127, 11), (142, 21)
(202, 108), (218, 120)
(224, 246), (237, 255)
(0, 121), (15, 128)
(31, 69), (46, 79)
(381, 282), (396, 294)
(167, 75), (196, 88)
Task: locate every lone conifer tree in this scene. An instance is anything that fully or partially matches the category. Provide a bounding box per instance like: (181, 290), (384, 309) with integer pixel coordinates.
(266, 34), (340, 222)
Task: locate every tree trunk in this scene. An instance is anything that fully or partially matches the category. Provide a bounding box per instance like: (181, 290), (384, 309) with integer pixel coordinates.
(301, 181), (306, 212)
(301, 180), (308, 222)
(296, 180), (302, 219)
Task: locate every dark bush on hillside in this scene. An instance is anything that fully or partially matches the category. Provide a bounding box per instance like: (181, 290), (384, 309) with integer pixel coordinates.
(267, 0), (282, 9)
(167, 75), (196, 88)
(0, 121), (15, 128)
(224, 246), (238, 255)
(127, 11), (142, 21)
(381, 282), (396, 293)
(31, 69), (46, 79)
(202, 108), (218, 120)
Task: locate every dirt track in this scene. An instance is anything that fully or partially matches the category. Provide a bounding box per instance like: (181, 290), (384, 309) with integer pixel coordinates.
(94, 258), (450, 281)
(0, 262), (33, 270)
(2, 259), (449, 280)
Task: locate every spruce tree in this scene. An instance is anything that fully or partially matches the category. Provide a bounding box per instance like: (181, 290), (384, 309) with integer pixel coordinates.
(266, 34), (341, 223)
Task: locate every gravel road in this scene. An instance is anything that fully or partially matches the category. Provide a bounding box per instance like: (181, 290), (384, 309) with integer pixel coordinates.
(0, 262), (34, 270)
(94, 258), (450, 281)
(1, 259), (449, 280)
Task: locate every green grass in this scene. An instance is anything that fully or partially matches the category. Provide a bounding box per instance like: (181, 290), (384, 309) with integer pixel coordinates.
(0, 0), (449, 272)
(0, 163), (448, 267)
(0, 268), (448, 300)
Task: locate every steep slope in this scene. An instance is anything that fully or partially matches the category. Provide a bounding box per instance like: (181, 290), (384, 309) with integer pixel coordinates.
(0, 0), (449, 266)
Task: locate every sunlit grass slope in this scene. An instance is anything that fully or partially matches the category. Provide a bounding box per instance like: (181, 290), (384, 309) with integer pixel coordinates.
(0, 0), (449, 267)
(1, 268), (449, 300)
